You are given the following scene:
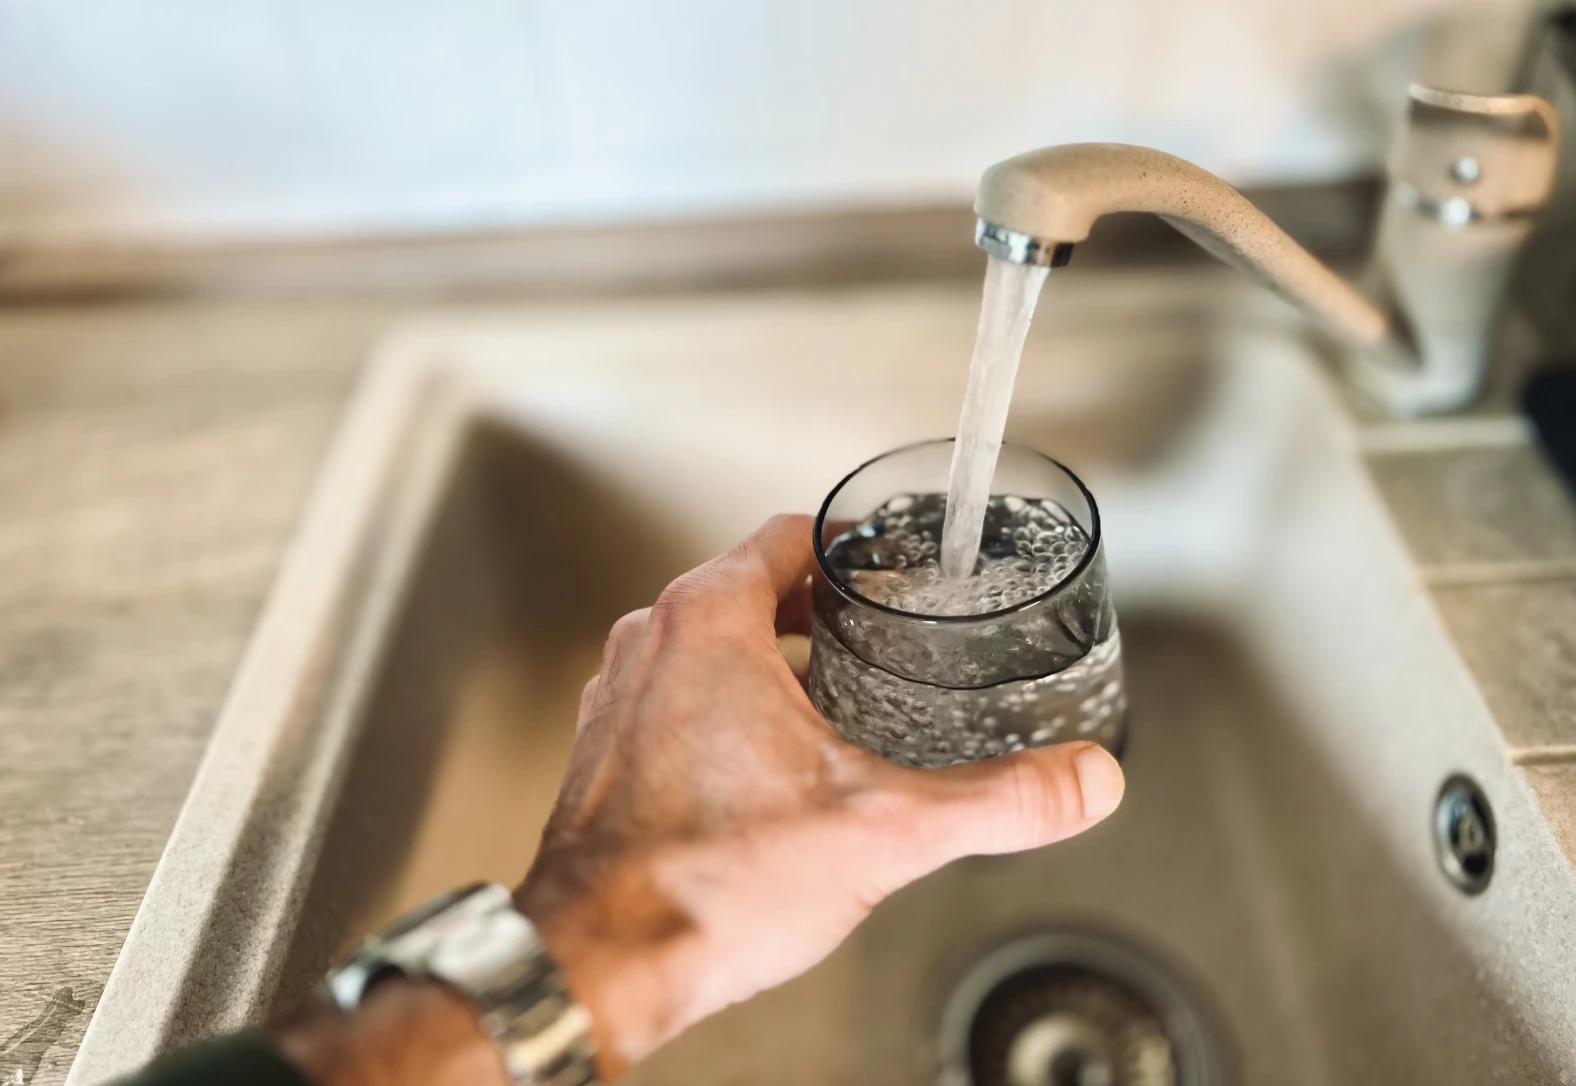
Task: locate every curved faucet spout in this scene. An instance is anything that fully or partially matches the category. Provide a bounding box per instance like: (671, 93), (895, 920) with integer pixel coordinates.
(974, 143), (1393, 350)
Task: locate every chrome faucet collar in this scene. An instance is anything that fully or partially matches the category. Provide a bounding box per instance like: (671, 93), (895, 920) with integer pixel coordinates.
(974, 220), (1074, 268)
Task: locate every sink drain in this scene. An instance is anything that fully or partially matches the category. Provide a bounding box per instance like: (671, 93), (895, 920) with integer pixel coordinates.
(1434, 774), (1495, 895)
(936, 930), (1227, 1086)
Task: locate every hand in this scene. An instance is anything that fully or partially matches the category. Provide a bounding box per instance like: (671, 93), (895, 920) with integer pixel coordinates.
(515, 514), (1126, 1077)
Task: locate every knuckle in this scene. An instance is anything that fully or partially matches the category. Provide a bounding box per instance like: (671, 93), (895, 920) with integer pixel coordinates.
(715, 538), (766, 582)
(606, 607), (651, 646)
(653, 570), (731, 629)
(609, 607), (650, 636)
(602, 607), (651, 664)
(761, 512), (805, 537)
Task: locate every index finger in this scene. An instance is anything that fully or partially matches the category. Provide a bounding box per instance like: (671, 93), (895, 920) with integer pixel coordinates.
(720, 513), (817, 611)
(664, 514), (816, 624)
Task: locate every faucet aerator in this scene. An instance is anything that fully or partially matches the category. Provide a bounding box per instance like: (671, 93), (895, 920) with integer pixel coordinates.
(975, 220), (1074, 268)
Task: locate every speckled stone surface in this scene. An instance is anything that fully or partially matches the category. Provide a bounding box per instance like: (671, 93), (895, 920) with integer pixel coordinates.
(0, 299), (402, 1086)
(6, 277), (1576, 1083)
(1432, 580), (1576, 753)
(1524, 764), (1576, 858)
(1355, 357), (1576, 865)
(1369, 444), (1576, 568)
(1358, 358), (1576, 772)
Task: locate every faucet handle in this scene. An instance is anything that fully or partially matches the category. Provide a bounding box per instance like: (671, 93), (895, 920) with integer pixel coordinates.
(1356, 86), (1560, 415)
(1389, 84), (1559, 226)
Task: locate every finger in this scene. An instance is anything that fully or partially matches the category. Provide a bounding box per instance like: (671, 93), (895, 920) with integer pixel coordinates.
(664, 514), (816, 626)
(738, 513), (817, 604)
(600, 607), (652, 689)
(926, 741), (1124, 856)
(776, 632), (813, 690)
(777, 517), (849, 637)
(575, 674), (600, 731)
(861, 742), (1124, 892)
(775, 572), (813, 638)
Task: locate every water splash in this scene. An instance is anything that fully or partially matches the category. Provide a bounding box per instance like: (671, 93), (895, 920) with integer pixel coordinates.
(940, 255), (1051, 579)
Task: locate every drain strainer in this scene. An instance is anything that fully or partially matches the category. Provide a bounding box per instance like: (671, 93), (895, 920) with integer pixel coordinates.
(936, 931), (1227, 1086)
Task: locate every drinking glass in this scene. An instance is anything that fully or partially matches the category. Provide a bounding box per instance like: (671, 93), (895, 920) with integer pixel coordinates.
(807, 439), (1125, 769)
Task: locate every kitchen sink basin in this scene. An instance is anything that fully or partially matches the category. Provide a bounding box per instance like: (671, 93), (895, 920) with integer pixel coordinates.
(69, 278), (1576, 1084)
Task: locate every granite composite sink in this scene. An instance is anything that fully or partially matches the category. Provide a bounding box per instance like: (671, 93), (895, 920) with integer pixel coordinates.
(68, 278), (1576, 1084)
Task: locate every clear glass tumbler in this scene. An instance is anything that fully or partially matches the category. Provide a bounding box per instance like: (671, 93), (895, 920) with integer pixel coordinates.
(808, 439), (1125, 769)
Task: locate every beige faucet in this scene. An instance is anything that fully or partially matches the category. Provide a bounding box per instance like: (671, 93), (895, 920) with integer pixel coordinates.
(974, 85), (1560, 417)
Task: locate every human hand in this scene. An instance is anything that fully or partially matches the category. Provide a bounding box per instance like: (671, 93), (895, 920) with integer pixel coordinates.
(515, 514), (1125, 1077)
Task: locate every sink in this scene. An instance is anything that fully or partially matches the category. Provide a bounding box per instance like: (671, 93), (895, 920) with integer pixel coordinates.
(68, 278), (1576, 1084)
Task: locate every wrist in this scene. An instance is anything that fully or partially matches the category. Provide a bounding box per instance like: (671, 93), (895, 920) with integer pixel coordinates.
(515, 868), (693, 1077)
(274, 980), (508, 1086)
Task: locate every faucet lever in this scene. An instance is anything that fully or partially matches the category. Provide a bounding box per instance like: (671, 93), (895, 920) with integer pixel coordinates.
(1356, 84), (1560, 414)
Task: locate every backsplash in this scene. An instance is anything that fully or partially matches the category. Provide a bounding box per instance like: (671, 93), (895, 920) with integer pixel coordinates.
(0, 0), (1532, 246)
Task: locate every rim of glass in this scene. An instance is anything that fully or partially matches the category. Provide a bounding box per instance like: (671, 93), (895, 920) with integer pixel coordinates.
(812, 437), (1103, 624)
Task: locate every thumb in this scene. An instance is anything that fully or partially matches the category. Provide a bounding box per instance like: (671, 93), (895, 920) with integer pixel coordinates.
(868, 742), (1125, 891)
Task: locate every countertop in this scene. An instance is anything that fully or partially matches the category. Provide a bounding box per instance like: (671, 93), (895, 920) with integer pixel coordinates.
(4, 281), (1576, 1085)
(0, 299), (403, 1084)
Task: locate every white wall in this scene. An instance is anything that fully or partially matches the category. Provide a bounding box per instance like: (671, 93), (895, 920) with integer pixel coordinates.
(0, 0), (1529, 246)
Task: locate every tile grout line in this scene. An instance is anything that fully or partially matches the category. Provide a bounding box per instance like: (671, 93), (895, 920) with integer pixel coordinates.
(1508, 746), (1576, 767)
(1422, 559), (1576, 588)
(1359, 414), (1530, 455)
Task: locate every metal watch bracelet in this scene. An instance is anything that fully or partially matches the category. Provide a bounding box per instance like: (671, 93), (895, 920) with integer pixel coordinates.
(323, 882), (599, 1086)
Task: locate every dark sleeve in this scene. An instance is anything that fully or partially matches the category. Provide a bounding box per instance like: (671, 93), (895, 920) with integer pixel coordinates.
(114, 1031), (311, 1086)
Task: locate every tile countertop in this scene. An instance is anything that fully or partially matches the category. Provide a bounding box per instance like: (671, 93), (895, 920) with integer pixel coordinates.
(4, 280), (1576, 1085)
(1364, 421), (1576, 808)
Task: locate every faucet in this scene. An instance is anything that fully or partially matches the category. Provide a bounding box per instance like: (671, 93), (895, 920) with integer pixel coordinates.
(973, 85), (1560, 417)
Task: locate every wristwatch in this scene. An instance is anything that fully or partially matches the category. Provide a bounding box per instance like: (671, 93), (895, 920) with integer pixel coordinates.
(323, 882), (599, 1086)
